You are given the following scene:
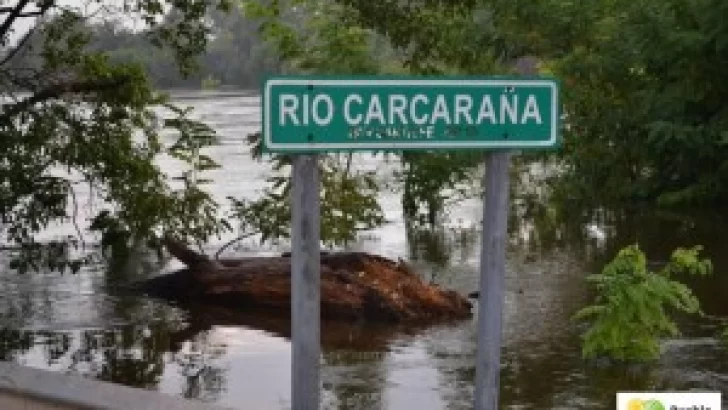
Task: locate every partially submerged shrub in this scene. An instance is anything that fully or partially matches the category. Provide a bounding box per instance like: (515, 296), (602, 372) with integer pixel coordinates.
(574, 244), (712, 362)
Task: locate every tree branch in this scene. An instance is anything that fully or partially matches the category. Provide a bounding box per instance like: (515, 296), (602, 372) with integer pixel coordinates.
(0, 0), (32, 41)
(0, 0), (52, 67)
(0, 24), (35, 66)
(65, 180), (86, 250)
(0, 9), (47, 17)
(214, 231), (260, 260)
(344, 152), (353, 179)
(0, 76), (131, 122)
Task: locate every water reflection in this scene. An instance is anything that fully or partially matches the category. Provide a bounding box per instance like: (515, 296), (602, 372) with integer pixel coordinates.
(2, 202), (727, 409)
(0, 93), (727, 409)
(0, 324), (229, 401)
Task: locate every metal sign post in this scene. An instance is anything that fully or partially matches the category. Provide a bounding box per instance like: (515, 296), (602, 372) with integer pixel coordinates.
(473, 151), (510, 409)
(290, 154), (321, 410)
(262, 72), (558, 410)
(474, 59), (541, 409)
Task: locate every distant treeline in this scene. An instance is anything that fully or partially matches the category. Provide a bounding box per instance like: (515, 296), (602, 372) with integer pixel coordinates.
(7, 5), (281, 90)
(100, 6), (282, 89)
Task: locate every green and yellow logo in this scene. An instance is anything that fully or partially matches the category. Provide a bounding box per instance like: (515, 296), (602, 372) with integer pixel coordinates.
(627, 398), (666, 410)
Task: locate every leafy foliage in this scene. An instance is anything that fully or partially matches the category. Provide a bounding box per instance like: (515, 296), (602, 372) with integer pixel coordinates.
(529, 0), (728, 207)
(333, 0), (728, 208)
(229, 148), (385, 247)
(244, 0), (387, 75)
(398, 151), (482, 225)
(1, 0), (234, 271)
(573, 244), (712, 362)
(225, 0), (390, 247)
(6, 2), (280, 89)
(244, 0), (489, 235)
(321, 0), (512, 226)
(6, 0), (727, 271)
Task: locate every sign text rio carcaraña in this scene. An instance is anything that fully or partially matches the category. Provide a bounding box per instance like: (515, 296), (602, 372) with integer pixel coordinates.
(262, 76), (559, 152)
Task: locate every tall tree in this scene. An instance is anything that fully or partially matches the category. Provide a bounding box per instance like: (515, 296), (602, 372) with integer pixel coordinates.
(0, 0), (233, 272)
(330, 0), (728, 208)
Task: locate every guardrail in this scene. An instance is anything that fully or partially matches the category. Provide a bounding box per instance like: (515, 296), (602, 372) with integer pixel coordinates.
(0, 361), (229, 410)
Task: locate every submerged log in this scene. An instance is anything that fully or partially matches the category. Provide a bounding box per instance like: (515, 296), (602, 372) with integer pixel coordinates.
(138, 236), (472, 324)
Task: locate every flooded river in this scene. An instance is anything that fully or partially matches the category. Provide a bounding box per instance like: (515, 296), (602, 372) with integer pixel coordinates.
(1, 91), (727, 409)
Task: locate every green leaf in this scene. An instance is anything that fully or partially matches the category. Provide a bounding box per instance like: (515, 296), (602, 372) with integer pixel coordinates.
(573, 244), (711, 362)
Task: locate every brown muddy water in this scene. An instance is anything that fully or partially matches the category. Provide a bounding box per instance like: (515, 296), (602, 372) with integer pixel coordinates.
(1, 91), (727, 409)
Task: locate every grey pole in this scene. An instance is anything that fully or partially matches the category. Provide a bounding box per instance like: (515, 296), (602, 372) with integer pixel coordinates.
(474, 56), (537, 409)
(291, 154), (321, 410)
(473, 151), (511, 410)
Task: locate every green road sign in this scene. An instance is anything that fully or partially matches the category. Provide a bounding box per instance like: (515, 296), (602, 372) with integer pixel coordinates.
(262, 76), (560, 153)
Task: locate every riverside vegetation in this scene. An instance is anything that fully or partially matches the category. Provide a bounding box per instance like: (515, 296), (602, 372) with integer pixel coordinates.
(1, 0), (728, 366)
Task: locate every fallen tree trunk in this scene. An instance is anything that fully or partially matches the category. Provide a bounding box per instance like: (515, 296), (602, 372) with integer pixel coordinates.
(137, 236), (472, 324)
